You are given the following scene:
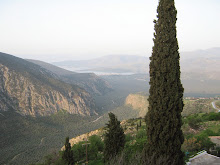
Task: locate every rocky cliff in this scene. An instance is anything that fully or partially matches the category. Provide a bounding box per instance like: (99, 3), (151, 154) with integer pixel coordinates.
(125, 93), (149, 118)
(0, 52), (97, 116)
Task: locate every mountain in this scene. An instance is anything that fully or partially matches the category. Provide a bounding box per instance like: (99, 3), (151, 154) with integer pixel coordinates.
(52, 48), (220, 96)
(53, 55), (150, 74)
(180, 47), (220, 79)
(27, 59), (112, 96)
(0, 52), (97, 116)
(53, 48), (220, 80)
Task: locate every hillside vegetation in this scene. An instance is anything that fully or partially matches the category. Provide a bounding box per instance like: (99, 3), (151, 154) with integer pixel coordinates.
(0, 111), (103, 165)
(34, 111), (220, 165)
(1, 89), (219, 164)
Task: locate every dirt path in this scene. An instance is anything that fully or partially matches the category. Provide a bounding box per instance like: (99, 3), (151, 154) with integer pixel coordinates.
(91, 115), (103, 123)
(9, 137), (46, 164)
(0, 113), (5, 117)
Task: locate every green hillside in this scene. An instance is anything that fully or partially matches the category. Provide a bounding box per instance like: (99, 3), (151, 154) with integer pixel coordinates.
(1, 80), (219, 165)
(33, 111), (220, 165)
(0, 110), (101, 165)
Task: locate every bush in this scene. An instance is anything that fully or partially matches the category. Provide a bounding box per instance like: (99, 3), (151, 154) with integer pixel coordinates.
(125, 134), (134, 142)
(187, 116), (202, 129)
(195, 132), (216, 150)
(72, 142), (86, 163)
(202, 112), (220, 121)
(203, 129), (219, 136)
(88, 135), (104, 160)
(136, 129), (146, 139)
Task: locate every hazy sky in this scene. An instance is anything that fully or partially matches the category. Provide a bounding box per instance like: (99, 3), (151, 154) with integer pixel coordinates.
(0, 0), (219, 62)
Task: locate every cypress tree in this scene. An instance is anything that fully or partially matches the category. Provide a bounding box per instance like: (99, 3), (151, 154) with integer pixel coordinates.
(62, 137), (75, 165)
(104, 112), (125, 162)
(144, 0), (184, 164)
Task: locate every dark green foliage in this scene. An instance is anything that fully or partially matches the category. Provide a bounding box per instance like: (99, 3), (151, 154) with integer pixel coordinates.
(184, 112), (220, 125)
(215, 147), (220, 157)
(104, 113), (125, 162)
(195, 132), (216, 151)
(0, 110), (103, 165)
(202, 129), (219, 136)
(187, 115), (202, 129)
(88, 135), (104, 160)
(145, 0), (184, 164)
(88, 159), (104, 165)
(0, 103), (140, 165)
(72, 135), (104, 163)
(42, 151), (66, 165)
(202, 112), (220, 121)
(62, 137), (74, 165)
(71, 141), (85, 163)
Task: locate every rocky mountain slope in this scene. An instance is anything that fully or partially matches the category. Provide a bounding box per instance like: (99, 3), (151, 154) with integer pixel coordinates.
(0, 52), (97, 116)
(125, 93), (149, 118)
(124, 93), (217, 117)
(27, 59), (112, 95)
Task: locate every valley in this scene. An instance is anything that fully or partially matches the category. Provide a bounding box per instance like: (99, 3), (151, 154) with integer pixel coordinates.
(0, 49), (220, 164)
(0, 0), (219, 163)
(1, 89), (218, 164)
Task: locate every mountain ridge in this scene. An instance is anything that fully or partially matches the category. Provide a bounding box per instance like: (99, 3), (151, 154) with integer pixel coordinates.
(27, 59), (112, 95)
(52, 48), (220, 80)
(0, 52), (97, 116)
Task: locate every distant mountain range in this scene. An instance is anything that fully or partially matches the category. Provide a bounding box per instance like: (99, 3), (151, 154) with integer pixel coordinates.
(52, 47), (220, 95)
(180, 47), (220, 79)
(53, 47), (220, 80)
(0, 52), (97, 116)
(53, 55), (150, 74)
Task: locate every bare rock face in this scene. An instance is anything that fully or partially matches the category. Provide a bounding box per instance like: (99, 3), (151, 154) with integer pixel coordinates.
(61, 129), (103, 150)
(0, 53), (97, 117)
(125, 93), (149, 118)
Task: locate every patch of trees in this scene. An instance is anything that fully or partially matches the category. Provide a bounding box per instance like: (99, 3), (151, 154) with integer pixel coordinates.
(184, 112), (220, 129)
(32, 111), (220, 165)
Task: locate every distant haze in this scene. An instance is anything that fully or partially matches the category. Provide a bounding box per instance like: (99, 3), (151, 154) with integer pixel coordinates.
(0, 0), (220, 62)
(53, 48), (220, 77)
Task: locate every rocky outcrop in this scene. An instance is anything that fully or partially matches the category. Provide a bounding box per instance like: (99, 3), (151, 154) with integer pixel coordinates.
(61, 129), (104, 150)
(125, 93), (149, 117)
(0, 53), (97, 117)
(62, 118), (144, 150)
